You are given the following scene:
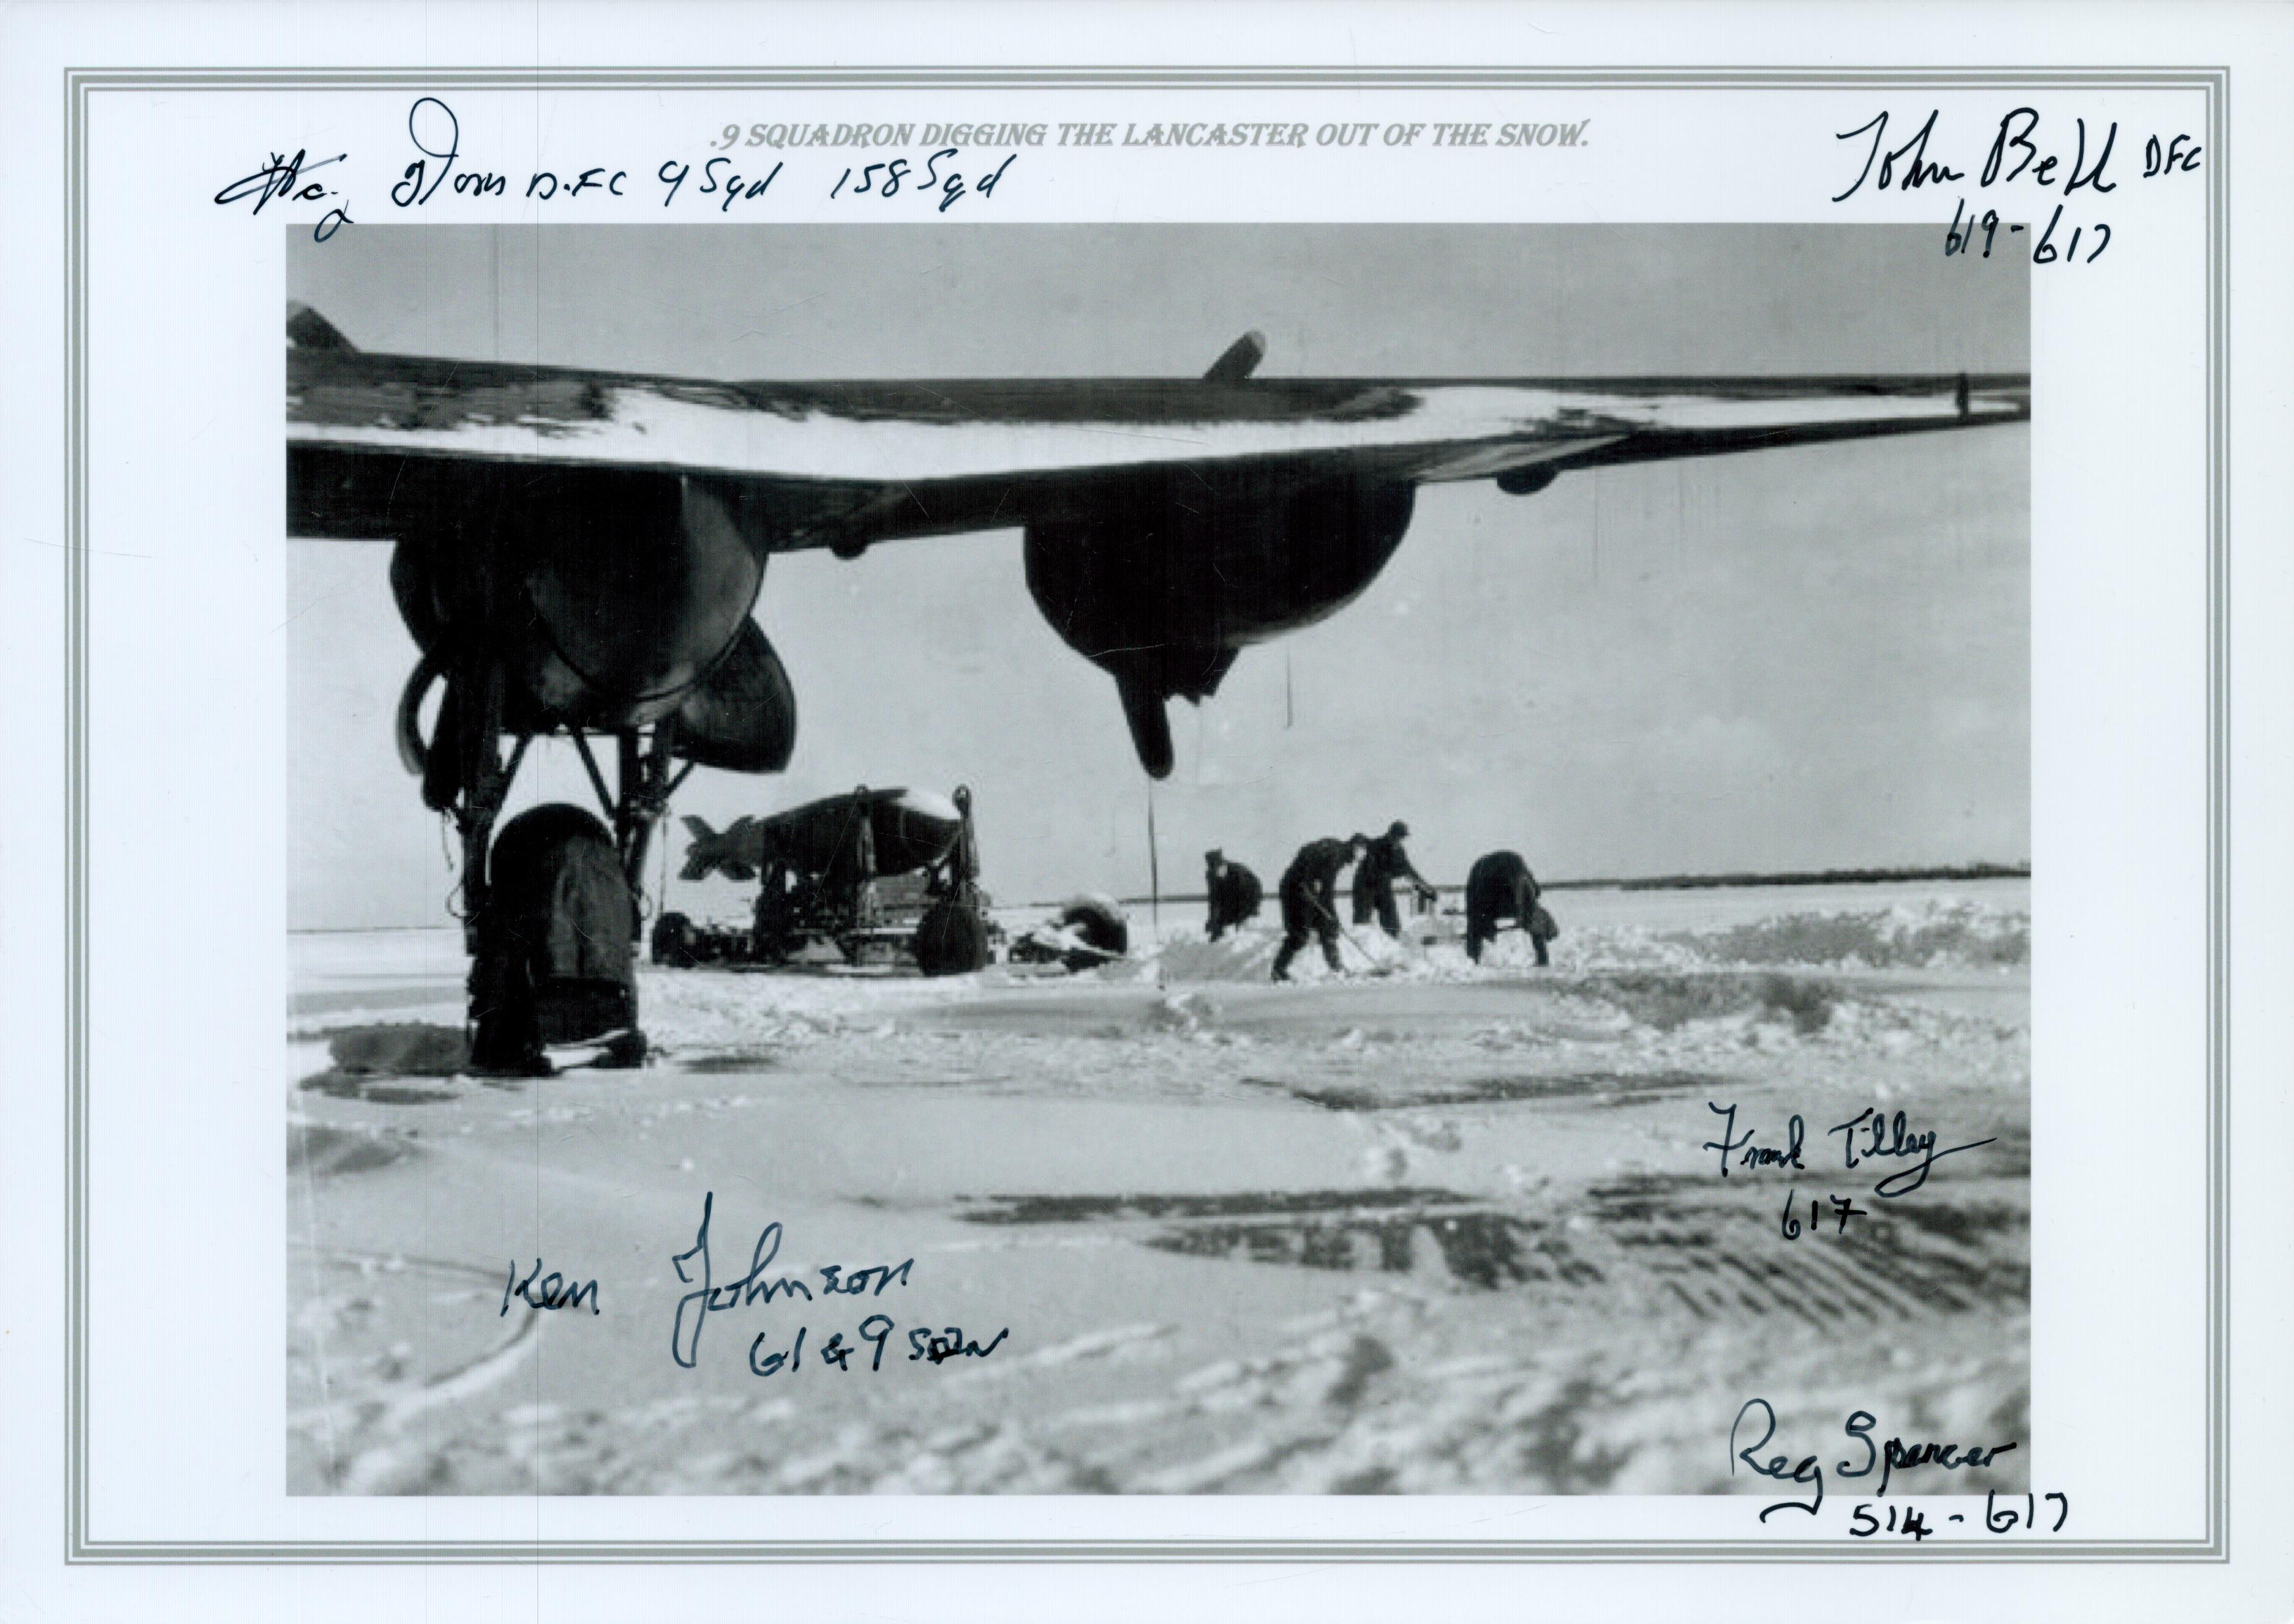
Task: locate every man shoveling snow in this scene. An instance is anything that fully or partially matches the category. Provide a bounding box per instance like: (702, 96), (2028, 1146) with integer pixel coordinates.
(1272, 834), (1371, 982)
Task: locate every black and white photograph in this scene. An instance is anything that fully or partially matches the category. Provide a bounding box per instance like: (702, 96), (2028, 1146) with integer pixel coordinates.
(21, 5), (2294, 1617)
(281, 221), (2032, 1497)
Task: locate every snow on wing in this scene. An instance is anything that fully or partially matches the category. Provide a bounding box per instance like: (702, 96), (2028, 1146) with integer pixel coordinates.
(285, 319), (2027, 554)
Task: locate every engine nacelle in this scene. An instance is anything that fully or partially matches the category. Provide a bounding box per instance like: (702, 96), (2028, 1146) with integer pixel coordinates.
(1496, 463), (1561, 497)
(388, 466), (793, 782)
(1024, 471), (1415, 776)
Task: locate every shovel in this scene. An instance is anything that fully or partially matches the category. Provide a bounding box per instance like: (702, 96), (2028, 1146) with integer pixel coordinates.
(1304, 893), (1402, 978)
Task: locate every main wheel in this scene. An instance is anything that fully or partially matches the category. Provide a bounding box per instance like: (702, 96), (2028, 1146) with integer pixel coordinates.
(471, 803), (641, 1067)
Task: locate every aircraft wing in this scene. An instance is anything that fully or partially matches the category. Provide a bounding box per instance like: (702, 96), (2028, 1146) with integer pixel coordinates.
(287, 309), (2028, 550)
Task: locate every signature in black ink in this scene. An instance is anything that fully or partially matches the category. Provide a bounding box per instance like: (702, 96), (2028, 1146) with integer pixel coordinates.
(1732, 1397), (2019, 1522)
(1732, 1397), (1827, 1519)
(1831, 109), (1964, 201)
(390, 95), (460, 208)
(213, 148), (351, 240)
(1833, 108), (2119, 204)
(1828, 1106), (1996, 1198)
(1827, 107), (2172, 269)
(1839, 1407), (2019, 1497)
(668, 1192), (913, 1369)
(501, 1257), (599, 1315)
(1702, 1101), (1994, 1198)
(1703, 1102), (1806, 1177)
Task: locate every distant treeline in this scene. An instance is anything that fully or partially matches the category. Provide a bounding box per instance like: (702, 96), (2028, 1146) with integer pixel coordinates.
(1099, 861), (2029, 909)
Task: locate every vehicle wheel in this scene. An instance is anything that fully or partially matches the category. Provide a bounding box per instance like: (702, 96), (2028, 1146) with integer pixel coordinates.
(914, 899), (990, 976)
(651, 911), (697, 968)
(1057, 897), (1130, 959)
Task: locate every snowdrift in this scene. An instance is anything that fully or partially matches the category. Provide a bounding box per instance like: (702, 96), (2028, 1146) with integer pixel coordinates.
(1139, 895), (2029, 984)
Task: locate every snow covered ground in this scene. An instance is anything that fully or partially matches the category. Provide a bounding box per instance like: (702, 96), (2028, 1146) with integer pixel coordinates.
(287, 878), (2028, 1497)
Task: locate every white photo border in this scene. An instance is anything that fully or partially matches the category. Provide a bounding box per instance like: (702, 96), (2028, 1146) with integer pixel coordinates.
(58, 63), (2226, 1564)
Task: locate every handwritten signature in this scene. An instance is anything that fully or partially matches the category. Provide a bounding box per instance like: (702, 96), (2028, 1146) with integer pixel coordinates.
(1827, 106), (2205, 268)
(1704, 1102), (1995, 1198)
(1730, 1397), (2019, 1521)
(501, 1257), (599, 1316)
(212, 148), (351, 240)
(217, 95), (1019, 242)
(668, 1191), (915, 1369)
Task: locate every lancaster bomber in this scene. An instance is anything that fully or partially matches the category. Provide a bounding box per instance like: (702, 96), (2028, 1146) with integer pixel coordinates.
(285, 302), (2027, 1068)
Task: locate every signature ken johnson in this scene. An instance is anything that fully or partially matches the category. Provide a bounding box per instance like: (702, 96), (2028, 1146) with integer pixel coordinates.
(666, 1192), (1009, 1377)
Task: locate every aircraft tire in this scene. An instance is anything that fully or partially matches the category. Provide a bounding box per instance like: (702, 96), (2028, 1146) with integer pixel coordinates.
(476, 803), (640, 1063)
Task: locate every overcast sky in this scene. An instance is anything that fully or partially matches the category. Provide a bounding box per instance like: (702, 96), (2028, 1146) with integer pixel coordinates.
(287, 224), (2027, 930)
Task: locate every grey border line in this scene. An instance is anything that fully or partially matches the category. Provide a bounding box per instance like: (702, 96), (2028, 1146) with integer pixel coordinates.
(62, 65), (2226, 1564)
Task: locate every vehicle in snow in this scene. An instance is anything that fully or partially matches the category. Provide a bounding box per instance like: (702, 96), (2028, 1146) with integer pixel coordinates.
(652, 785), (998, 976)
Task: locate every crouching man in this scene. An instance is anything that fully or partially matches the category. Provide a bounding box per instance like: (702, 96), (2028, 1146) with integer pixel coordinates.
(1204, 849), (1264, 941)
(1464, 849), (1557, 966)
